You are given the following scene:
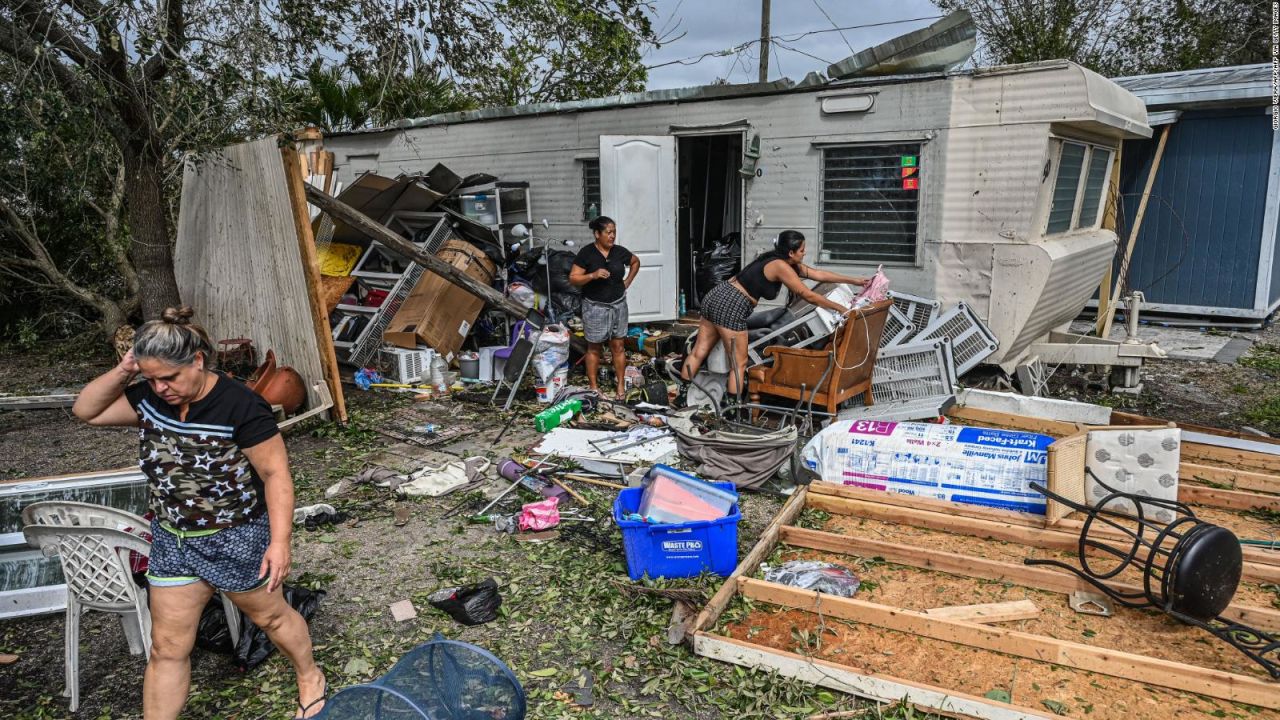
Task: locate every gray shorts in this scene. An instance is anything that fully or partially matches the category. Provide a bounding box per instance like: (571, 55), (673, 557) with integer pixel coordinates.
(582, 296), (629, 343)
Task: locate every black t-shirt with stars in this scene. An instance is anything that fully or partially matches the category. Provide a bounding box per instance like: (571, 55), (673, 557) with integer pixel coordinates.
(125, 372), (280, 531)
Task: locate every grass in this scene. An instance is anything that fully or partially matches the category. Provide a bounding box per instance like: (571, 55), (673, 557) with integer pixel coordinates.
(1240, 343), (1280, 373)
(1240, 394), (1280, 436)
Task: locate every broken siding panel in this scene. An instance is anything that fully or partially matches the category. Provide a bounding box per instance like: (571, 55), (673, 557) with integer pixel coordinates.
(175, 138), (329, 411)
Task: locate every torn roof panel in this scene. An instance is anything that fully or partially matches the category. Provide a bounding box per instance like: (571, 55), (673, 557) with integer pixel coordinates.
(825, 10), (977, 80)
(1112, 63), (1269, 107)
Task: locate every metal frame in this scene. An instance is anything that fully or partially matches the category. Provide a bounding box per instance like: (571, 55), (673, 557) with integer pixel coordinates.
(886, 290), (939, 341)
(913, 301), (999, 377)
(879, 303), (915, 348)
(867, 339), (955, 405)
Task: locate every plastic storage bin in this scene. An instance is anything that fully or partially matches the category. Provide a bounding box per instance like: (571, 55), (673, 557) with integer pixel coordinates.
(614, 481), (740, 580)
(638, 465), (738, 523)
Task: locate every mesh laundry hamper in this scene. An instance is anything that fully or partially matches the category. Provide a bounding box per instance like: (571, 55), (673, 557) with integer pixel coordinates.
(320, 635), (526, 719)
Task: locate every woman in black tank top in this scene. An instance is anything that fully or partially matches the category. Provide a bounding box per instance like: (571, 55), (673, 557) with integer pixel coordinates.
(681, 230), (869, 396)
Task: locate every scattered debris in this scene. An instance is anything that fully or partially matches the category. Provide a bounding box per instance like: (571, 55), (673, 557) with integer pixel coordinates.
(924, 599), (1040, 624)
(388, 599), (417, 622)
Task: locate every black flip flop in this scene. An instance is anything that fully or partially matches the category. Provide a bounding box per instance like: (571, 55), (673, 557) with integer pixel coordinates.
(294, 676), (327, 719)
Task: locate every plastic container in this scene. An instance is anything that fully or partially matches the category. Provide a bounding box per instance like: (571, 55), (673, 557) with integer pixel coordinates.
(638, 465), (738, 523)
(613, 481), (740, 580)
(534, 397), (581, 432)
(459, 352), (480, 380)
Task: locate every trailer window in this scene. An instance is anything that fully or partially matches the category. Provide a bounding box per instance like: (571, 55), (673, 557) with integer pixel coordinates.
(1047, 141), (1113, 234)
(819, 143), (922, 265)
(581, 159), (601, 220)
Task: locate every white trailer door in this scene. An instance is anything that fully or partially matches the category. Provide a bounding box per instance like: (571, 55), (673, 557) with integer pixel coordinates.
(599, 135), (678, 322)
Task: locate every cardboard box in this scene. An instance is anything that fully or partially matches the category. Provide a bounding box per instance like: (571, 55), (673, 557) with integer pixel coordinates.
(384, 239), (496, 360)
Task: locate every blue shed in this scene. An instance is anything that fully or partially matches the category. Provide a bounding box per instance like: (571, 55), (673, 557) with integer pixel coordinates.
(1109, 65), (1277, 320)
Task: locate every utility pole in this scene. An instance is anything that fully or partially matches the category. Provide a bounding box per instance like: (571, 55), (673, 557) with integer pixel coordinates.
(758, 0), (771, 83)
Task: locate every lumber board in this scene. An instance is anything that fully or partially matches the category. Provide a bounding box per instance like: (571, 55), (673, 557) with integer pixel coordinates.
(281, 145), (346, 423)
(691, 486), (808, 637)
(0, 394), (78, 410)
(1100, 123), (1169, 339)
(1178, 483), (1280, 513)
(739, 578), (1280, 710)
(779, 525), (1280, 633)
(807, 493), (1280, 584)
(949, 405), (1280, 483)
(925, 600), (1040, 624)
(693, 632), (1051, 720)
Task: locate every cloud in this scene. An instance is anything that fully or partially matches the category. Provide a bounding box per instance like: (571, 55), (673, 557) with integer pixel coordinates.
(644, 0), (944, 89)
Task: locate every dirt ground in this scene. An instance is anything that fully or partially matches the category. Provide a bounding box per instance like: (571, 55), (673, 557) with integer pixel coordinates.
(2, 326), (1278, 720)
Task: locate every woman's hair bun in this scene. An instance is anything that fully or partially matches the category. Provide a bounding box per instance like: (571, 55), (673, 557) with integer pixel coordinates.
(161, 306), (195, 326)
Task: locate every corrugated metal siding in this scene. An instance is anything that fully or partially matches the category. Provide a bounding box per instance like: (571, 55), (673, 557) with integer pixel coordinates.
(1118, 108), (1269, 311)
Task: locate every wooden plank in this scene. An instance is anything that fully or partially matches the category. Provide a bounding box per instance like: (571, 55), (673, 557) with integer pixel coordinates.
(693, 632), (1051, 720)
(0, 394), (79, 410)
(1100, 123), (1170, 339)
(1179, 484), (1280, 513)
(808, 482), (1048, 529)
(952, 405), (1280, 481)
(807, 493), (1280, 584)
(281, 145), (346, 423)
(303, 184), (531, 322)
(779, 526), (1280, 632)
(925, 600), (1040, 624)
(740, 578), (1280, 710)
(691, 487), (808, 636)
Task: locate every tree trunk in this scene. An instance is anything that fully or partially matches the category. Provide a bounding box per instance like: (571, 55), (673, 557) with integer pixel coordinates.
(123, 147), (182, 318)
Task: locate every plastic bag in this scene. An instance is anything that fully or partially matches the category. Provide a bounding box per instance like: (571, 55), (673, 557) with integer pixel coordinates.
(507, 282), (537, 310)
(519, 496), (560, 531)
(427, 578), (502, 625)
(234, 585), (326, 671)
(533, 324), (571, 382)
(853, 265), (890, 304)
(195, 597), (234, 654)
(762, 561), (861, 598)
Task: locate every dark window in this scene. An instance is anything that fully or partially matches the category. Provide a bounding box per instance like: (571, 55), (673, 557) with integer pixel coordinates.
(1077, 146), (1112, 228)
(581, 159), (601, 220)
(819, 143), (922, 264)
(1047, 142), (1086, 233)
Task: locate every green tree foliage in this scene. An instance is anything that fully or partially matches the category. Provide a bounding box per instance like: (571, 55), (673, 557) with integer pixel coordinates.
(934, 0), (1269, 75)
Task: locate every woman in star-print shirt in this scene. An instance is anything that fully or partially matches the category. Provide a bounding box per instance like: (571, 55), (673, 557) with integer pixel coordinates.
(73, 306), (326, 719)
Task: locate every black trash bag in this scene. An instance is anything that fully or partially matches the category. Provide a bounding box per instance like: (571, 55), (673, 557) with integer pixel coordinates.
(427, 578), (502, 626)
(695, 232), (741, 301)
(234, 585), (326, 672)
(195, 597), (234, 654)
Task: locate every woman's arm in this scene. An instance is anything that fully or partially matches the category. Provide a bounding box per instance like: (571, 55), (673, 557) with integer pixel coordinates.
(767, 260), (849, 313)
(623, 255), (641, 289)
(72, 350), (142, 427)
(799, 265), (869, 286)
(569, 263), (608, 288)
(242, 435), (294, 593)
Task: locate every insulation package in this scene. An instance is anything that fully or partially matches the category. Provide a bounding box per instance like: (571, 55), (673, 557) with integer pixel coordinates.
(802, 420), (1054, 514)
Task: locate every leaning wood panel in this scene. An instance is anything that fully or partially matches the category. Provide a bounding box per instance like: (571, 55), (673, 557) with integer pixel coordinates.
(779, 525), (1280, 632)
(691, 486), (808, 637)
(807, 493), (1280, 583)
(739, 578), (1280, 710)
(693, 632), (1052, 720)
(175, 138), (331, 416)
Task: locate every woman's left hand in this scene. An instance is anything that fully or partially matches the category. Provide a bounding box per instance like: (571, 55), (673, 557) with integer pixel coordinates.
(851, 277), (870, 286)
(259, 540), (291, 593)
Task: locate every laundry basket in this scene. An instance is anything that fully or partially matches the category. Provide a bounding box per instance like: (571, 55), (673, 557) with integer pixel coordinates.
(320, 635), (525, 719)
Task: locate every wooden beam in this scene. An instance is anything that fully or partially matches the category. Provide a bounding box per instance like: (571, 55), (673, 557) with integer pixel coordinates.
(1100, 123), (1171, 339)
(779, 525), (1280, 632)
(303, 184), (532, 322)
(691, 487), (809, 637)
(925, 600), (1040, 624)
(807, 482), (1047, 529)
(807, 493), (1280, 584)
(0, 394), (79, 410)
(1178, 484), (1280, 513)
(947, 405), (1080, 437)
(1182, 463), (1280, 496)
(739, 578), (1280, 710)
(282, 146), (347, 423)
(692, 632), (1052, 720)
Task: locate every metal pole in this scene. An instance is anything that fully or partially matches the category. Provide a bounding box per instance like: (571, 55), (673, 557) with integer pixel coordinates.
(758, 0), (771, 83)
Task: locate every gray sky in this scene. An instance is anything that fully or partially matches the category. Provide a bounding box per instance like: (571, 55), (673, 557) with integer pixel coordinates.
(643, 0), (945, 90)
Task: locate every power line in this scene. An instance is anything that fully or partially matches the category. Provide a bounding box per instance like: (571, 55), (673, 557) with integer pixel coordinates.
(811, 0), (856, 54)
(645, 14), (943, 71)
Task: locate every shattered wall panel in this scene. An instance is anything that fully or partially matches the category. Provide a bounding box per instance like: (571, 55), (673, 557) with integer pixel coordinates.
(175, 138), (329, 411)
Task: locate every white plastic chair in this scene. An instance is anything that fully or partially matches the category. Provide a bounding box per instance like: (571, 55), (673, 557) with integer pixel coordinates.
(21, 501), (242, 711)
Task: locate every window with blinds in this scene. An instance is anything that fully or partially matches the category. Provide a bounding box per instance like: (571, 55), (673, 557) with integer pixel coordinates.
(1047, 140), (1113, 234)
(581, 159), (601, 220)
(819, 143), (922, 264)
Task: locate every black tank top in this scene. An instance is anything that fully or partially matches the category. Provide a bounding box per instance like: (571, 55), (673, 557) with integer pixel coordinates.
(735, 254), (784, 301)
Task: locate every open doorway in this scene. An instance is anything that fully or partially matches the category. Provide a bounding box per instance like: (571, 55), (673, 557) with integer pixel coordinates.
(677, 134), (743, 315)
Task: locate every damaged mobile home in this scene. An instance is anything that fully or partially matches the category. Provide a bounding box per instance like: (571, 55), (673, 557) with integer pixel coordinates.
(319, 57), (1156, 373)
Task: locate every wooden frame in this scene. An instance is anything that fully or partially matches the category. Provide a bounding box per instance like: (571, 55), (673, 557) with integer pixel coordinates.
(691, 480), (1280, 717)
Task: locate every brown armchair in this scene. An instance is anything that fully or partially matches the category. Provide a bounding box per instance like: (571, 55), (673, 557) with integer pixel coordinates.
(747, 299), (892, 415)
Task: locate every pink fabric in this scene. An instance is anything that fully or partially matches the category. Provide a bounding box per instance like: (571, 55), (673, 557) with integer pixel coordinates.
(854, 265), (890, 304)
(519, 496), (560, 531)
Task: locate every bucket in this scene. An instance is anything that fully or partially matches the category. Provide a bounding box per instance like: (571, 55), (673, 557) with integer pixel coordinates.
(535, 367), (569, 404)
